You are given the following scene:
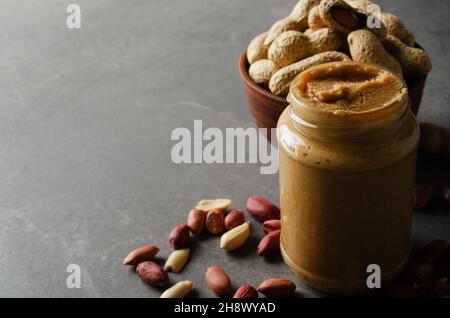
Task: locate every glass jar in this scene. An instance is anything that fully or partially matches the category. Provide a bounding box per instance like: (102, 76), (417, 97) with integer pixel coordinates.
(277, 62), (419, 295)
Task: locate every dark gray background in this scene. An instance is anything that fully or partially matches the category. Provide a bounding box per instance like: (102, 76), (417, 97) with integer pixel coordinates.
(0, 0), (448, 297)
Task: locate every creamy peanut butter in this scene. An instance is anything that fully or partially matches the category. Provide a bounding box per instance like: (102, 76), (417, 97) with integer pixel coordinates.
(296, 62), (404, 113)
(277, 61), (419, 295)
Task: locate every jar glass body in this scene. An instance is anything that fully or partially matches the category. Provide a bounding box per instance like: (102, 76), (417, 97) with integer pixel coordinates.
(277, 72), (419, 295)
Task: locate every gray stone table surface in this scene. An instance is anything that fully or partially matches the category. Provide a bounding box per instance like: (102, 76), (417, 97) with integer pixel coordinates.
(0, 0), (449, 297)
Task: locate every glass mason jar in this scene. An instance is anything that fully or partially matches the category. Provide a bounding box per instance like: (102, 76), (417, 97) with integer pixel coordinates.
(277, 62), (419, 295)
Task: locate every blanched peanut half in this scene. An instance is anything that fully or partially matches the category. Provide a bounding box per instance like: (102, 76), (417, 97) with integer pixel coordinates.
(195, 198), (231, 212)
(160, 281), (194, 298)
(220, 221), (251, 251)
(164, 248), (190, 273)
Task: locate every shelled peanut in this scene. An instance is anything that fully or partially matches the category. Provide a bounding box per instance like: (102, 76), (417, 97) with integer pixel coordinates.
(419, 123), (450, 160)
(257, 278), (297, 298)
(123, 245), (159, 266)
(160, 281), (194, 298)
(246, 0), (431, 97)
(220, 221), (250, 251)
(205, 265), (232, 296)
(164, 248), (190, 273)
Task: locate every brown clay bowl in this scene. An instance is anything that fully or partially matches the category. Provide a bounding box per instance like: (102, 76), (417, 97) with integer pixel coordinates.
(239, 50), (428, 131)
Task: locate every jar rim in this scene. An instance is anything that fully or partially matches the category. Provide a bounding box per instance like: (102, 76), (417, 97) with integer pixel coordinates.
(287, 61), (408, 123)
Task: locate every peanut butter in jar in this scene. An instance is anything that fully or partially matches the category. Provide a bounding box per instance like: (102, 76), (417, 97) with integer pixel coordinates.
(277, 61), (419, 295)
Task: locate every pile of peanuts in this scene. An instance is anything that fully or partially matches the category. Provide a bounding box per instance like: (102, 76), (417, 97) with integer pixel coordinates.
(385, 239), (450, 298)
(247, 0), (432, 97)
(123, 197), (297, 298)
(123, 194), (450, 298)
